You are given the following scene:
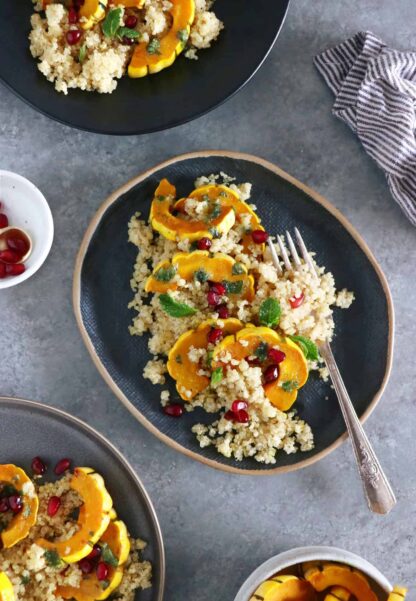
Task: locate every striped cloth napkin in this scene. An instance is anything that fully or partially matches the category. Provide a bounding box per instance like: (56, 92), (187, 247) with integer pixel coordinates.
(315, 31), (416, 226)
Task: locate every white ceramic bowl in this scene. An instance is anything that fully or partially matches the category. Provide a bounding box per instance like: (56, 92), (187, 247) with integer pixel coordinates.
(234, 546), (392, 601)
(0, 170), (53, 289)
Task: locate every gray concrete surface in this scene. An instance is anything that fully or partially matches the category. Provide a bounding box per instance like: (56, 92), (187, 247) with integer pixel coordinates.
(1, 1), (415, 598)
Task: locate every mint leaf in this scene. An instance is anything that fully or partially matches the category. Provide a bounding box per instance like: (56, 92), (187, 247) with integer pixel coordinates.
(147, 38), (161, 55)
(159, 294), (196, 318)
(78, 44), (87, 63)
(209, 227), (220, 238)
(154, 265), (176, 282)
(44, 550), (63, 569)
(100, 542), (119, 568)
(117, 27), (140, 40)
(177, 29), (189, 44)
(102, 7), (123, 38)
(223, 280), (243, 295)
(194, 268), (209, 283)
(211, 367), (223, 386)
(289, 335), (319, 361)
(254, 341), (268, 362)
(259, 298), (281, 328)
(231, 262), (245, 275)
(282, 380), (299, 392)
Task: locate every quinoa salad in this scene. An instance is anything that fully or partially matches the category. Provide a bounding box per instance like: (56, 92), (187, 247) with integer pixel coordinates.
(127, 174), (355, 465)
(29, 0), (223, 94)
(0, 459), (151, 601)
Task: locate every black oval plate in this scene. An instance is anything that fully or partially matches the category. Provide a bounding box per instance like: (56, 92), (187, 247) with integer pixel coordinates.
(0, 1), (289, 135)
(73, 151), (394, 474)
(0, 397), (165, 601)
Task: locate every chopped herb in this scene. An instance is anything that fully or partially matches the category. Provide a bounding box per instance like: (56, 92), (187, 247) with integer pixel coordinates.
(102, 7), (123, 38)
(281, 380), (299, 392)
(211, 367), (223, 386)
(209, 227), (221, 239)
(258, 298), (281, 328)
(190, 240), (199, 251)
(0, 522), (5, 533)
(254, 341), (269, 362)
(289, 335), (319, 361)
(100, 542), (119, 568)
(206, 350), (214, 367)
(23, 505), (31, 517)
(157, 195), (166, 201)
(175, 354), (182, 364)
(147, 38), (161, 55)
(177, 28), (189, 44)
(1, 484), (18, 496)
(194, 268), (209, 283)
(219, 190), (228, 197)
(159, 293), (197, 317)
(207, 201), (222, 221)
(78, 43), (87, 63)
(117, 27), (140, 40)
(223, 280), (243, 295)
(21, 575), (30, 585)
(68, 507), (80, 521)
(202, 194), (210, 202)
(101, 580), (110, 591)
(155, 265), (176, 282)
(231, 262), (245, 275)
(44, 550), (63, 569)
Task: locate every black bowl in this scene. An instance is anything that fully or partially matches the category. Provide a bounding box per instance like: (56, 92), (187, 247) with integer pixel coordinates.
(0, 397), (164, 601)
(73, 151), (394, 474)
(0, 1), (289, 134)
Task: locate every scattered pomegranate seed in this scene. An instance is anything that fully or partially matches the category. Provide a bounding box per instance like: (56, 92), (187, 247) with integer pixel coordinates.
(54, 458), (71, 475)
(209, 282), (226, 296)
(8, 495), (23, 514)
(224, 410), (235, 421)
(96, 562), (109, 581)
(79, 558), (94, 574)
(236, 409), (249, 423)
(208, 328), (223, 345)
(0, 263), (6, 279)
(73, 0), (85, 7)
(231, 399), (248, 413)
(87, 544), (102, 560)
(207, 289), (221, 307)
(66, 29), (82, 45)
(68, 7), (79, 23)
(7, 236), (29, 254)
(217, 304), (229, 319)
(251, 229), (269, 244)
(247, 357), (261, 366)
(197, 237), (212, 251)
(289, 292), (305, 309)
(264, 364), (279, 383)
(122, 36), (135, 45)
(47, 496), (61, 517)
(31, 456), (47, 475)
(267, 348), (286, 364)
(0, 249), (21, 264)
(5, 263), (25, 276)
(163, 404), (184, 417)
(0, 498), (9, 512)
(124, 14), (138, 28)
(0, 213), (8, 228)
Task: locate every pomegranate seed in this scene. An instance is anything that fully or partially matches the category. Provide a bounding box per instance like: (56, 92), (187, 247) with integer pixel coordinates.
(122, 36), (135, 45)
(236, 409), (249, 423)
(209, 282), (226, 296)
(0, 498), (9, 512)
(31, 456), (47, 475)
(124, 14), (138, 28)
(87, 544), (102, 560)
(231, 399), (248, 413)
(251, 229), (269, 244)
(224, 410), (235, 421)
(96, 562), (109, 581)
(8, 495), (23, 513)
(66, 29), (82, 45)
(68, 7), (78, 23)
(267, 348), (286, 364)
(7, 236), (28, 254)
(0, 263), (6, 279)
(217, 304), (229, 319)
(208, 328), (223, 345)
(163, 404), (183, 417)
(54, 458), (71, 475)
(289, 292), (305, 309)
(264, 364), (279, 383)
(47, 496), (61, 517)
(207, 289), (221, 307)
(79, 558), (94, 574)
(73, 0), (85, 7)
(5, 263), (25, 276)
(247, 357), (261, 366)
(0, 249), (21, 264)
(0, 213), (8, 228)
(197, 237), (212, 251)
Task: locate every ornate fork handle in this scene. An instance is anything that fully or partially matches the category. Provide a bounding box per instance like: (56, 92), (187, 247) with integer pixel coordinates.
(319, 340), (396, 514)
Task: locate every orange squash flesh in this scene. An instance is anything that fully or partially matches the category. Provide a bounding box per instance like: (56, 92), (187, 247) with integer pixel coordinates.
(305, 564), (378, 601)
(250, 575), (316, 601)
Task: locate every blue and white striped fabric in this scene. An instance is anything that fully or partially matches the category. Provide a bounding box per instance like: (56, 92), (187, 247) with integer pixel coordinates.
(315, 31), (416, 226)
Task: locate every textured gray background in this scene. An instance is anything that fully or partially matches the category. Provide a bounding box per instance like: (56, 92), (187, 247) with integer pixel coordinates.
(1, 1), (415, 598)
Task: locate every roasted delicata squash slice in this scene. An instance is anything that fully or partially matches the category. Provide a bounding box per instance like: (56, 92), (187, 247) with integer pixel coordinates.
(175, 184), (263, 250)
(212, 326), (308, 411)
(249, 574), (316, 601)
(37, 467), (113, 563)
(387, 587), (407, 601)
(167, 318), (244, 400)
(150, 179), (235, 241)
(303, 562), (378, 601)
(324, 587), (351, 601)
(57, 516), (130, 601)
(79, 0), (108, 30)
(145, 251), (255, 299)
(128, 0), (195, 77)
(0, 573), (15, 601)
(0, 464), (39, 549)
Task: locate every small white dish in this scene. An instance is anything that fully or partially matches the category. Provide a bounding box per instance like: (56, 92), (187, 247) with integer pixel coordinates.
(234, 546), (392, 601)
(0, 170), (53, 289)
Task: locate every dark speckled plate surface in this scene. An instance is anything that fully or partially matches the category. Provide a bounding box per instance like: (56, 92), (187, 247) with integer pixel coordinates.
(73, 151), (394, 474)
(0, 397), (164, 600)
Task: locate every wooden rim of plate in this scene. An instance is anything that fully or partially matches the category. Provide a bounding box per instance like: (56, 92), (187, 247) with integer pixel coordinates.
(72, 150), (395, 476)
(0, 396), (165, 600)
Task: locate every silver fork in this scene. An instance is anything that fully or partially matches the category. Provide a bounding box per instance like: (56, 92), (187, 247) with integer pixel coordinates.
(268, 230), (396, 515)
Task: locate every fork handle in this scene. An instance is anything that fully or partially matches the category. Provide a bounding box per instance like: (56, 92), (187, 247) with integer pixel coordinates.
(319, 341), (396, 515)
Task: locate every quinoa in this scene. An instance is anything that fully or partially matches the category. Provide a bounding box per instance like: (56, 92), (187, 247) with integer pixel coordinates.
(128, 174), (355, 464)
(29, 0), (224, 94)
